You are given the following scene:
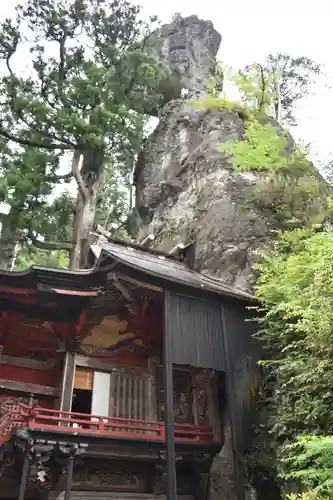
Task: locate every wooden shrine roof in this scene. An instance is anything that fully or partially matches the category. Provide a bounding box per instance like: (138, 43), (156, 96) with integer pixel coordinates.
(0, 265), (105, 296)
(0, 239), (255, 303)
(97, 241), (255, 303)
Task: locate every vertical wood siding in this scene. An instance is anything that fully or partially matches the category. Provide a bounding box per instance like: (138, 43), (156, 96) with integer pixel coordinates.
(164, 291), (225, 371)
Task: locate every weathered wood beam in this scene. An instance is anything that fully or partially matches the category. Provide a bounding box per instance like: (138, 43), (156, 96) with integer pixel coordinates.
(64, 454), (75, 500)
(107, 272), (133, 301)
(0, 355), (57, 371)
(220, 305), (244, 500)
(140, 234), (155, 247)
(75, 355), (149, 375)
(59, 352), (76, 411)
(116, 273), (163, 293)
(168, 243), (184, 256)
(0, 379), (58, 396)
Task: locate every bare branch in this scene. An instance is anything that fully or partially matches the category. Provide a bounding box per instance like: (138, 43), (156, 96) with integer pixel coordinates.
(258, 64), (266, 112)
(46, 171), (73, 183)
(27, 230), (74, 251)
(0, 124), (73, 150)
(71, 149), (89, 199)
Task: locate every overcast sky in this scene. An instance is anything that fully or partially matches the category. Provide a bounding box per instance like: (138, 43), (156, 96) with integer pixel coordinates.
(138, 0), (333, 166)
(1, 0), (332, 168)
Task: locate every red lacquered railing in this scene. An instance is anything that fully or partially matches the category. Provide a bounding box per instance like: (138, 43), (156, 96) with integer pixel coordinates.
(0, 406), (215, 447)
(29, 408), (215, 444)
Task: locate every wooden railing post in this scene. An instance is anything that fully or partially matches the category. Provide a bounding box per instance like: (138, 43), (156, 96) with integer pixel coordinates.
(99, 416), (105, 433)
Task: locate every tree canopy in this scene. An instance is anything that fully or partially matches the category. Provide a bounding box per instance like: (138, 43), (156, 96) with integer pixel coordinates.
(0, 0), (166, 268)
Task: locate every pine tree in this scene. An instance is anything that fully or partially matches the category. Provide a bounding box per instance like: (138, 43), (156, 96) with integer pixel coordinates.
(0, 0), (166, 268)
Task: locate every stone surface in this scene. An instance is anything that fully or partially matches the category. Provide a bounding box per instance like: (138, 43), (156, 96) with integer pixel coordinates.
(135, 99), (269, 291)
(145, 15), (221, 99)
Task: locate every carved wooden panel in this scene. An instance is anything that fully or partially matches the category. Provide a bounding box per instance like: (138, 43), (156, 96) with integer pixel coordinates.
(72, 460), (146, 492)
(192, 371), (210, 426)
(156, 367), (194, 424)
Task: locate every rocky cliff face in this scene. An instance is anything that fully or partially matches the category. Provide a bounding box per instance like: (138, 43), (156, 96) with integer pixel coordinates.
(135, 96), (272, 291)
(137, 15), (270, 292)
(136, 16), (326, 293)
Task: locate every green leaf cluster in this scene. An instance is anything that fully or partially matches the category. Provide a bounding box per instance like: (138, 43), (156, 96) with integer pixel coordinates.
(0, 0), (166, 268)
(220, 118), (327, 228)
(255, 227), (333, 496)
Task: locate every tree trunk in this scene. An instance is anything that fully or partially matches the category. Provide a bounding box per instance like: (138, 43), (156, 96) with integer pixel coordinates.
(0, 207), (22, 270)
(69, 148), (104, 269)
(273, 75), (281, 123)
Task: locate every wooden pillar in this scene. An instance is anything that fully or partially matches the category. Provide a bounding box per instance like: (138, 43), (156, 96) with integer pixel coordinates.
(64, 454), (75, 500)
(18, 453), (30, 500)
(163, 291), (177, 500)
(59, 352), (76, 412)
(220, 305), (244, 500)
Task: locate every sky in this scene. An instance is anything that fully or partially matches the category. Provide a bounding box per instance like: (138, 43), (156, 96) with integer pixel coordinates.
(138, 0), (333, 167)
(1, 0), (332, 169)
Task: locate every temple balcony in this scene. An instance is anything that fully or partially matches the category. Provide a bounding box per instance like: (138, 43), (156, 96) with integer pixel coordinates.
(0, 402), (217, 448)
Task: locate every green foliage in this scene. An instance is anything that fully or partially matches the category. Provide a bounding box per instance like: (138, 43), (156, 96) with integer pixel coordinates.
(282, 436), (333, 496)
(218, 118), (326, 228)
(0, 0), (165, 268)
(220, 121), (294, 172)
(244, 173), (325, 227)
(14, 246), (69, 270)
(237, 53), (321, 125)
(199, 53), (320, 125)
(189, 94), (250, 118)
(234, 63), (273, 115)
(95, 162), (132, 237)
(255, 227), (333, 496)
(0, 0), (165, 151)
(285, 494), (327, 500)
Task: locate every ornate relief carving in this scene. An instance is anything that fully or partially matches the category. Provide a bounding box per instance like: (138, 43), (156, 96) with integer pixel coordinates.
(0, 397), (36, 417)
(197, 386), (209, 424)
(72, 461), (145, 491)
(193, 371), (211, 426)
(156, 368), (194, 424)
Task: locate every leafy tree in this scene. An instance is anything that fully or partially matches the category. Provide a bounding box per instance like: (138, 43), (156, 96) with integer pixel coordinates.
(0, 0), (166, 268)
(219, 119), (328, 228)
(254, 227), (333, 497)
(13, 246), (69, 270)
(282, 435), (333, 497)
(236, 54), (321, 125)
(0, 146), (72, 269)
(95, 162), (132, 236)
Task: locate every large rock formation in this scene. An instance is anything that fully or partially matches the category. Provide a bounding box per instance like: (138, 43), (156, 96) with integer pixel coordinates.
(135, 97), (270, 291)
(136, 16), (326, 293)
(137, 15), (266, 292)
(145, 14), (221, 99)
